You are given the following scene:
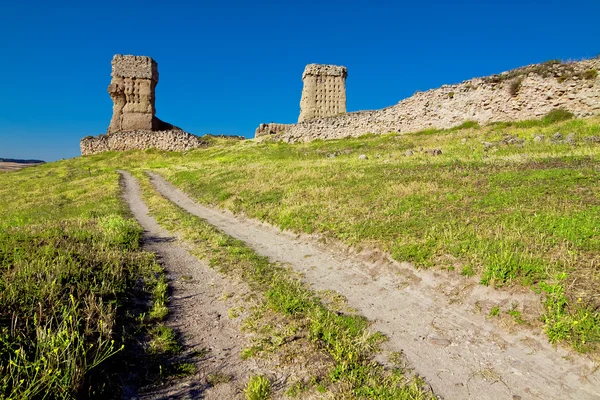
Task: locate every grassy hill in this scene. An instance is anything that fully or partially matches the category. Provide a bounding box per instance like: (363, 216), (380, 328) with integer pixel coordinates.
(1, 111), (599, 398)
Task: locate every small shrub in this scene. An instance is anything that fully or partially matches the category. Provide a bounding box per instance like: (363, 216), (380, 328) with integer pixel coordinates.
(488, 306), (500, 318)
(448, 92), (455, 99)
(542, 109), (575, 125)
(448, 120), (480, 131)
(582, 69), (598, 80)
(508, 77), (523, 97)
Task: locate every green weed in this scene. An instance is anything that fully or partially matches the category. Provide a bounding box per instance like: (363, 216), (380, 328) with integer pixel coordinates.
(245, 375), (271, 400)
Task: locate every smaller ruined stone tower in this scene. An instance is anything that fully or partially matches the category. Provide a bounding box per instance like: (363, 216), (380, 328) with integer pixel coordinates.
(298, 64), (347, 123)
(108, 55), (158, 133)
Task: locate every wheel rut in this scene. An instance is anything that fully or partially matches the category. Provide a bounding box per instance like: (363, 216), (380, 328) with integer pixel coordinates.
(119, 171), (261, 399)
(146, 171), (600, 400)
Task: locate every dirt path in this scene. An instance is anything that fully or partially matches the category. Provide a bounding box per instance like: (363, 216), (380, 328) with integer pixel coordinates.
(148, 171), (600, 400)
(120, 171), (265, 399)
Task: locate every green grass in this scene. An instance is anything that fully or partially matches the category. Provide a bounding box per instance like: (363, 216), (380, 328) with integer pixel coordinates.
(0, 161), (172, 398)
(245, 375), (271, 400)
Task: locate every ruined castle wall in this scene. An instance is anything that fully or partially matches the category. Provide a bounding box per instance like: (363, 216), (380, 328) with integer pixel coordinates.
(267, 59), (600, 143)
(298, 64), (347, 122)
(255, 123), (293, 138)
(80, 130), (209, 155)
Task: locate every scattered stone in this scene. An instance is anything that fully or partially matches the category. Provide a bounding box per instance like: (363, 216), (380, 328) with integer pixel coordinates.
(565, 133), (576, 144)
(482, 141), (497, 150)
(429, 337), (451, 347)
(501, 135), (525, 145)
(533, 134), (545, 142)
(461, 138), (467, 144)
(358, 154), (368, 160)
(327, 152), (338, 158)
(427, 148), (443, 156)
(403, 150), (414, 156)
(584, 135), (600, 143)
(552, 132), (563, 142)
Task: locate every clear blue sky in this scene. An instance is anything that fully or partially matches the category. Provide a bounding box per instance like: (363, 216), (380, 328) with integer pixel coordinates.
(1, 0), (598, 161)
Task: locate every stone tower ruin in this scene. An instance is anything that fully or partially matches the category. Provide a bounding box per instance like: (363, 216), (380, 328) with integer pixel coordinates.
(107, 55), (174, 133)
(298, 64), (347, 123)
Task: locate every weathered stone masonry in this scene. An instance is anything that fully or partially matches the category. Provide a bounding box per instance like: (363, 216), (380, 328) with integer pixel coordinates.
(80, 130), (209, 155)
(298, 64), (347, 122)
(81, 54), (209, 155)
(257, 59), (600, 142)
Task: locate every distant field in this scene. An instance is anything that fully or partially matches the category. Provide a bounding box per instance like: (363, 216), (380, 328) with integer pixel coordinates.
(0, 161), (44, 172)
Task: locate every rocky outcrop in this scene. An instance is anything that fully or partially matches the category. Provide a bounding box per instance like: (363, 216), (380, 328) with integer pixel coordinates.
(80, 129), (210, 155)
(298, 64), (347, 122)
(258, 58), (600, 142)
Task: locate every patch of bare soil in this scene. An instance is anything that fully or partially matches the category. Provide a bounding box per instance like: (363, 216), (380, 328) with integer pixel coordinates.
(148, 171), (600, 400)
(120, 171), (326, 399)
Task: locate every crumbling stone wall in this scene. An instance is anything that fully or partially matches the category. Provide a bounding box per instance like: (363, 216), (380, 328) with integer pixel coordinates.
(298, 64), (347, 122)
(259, 59), (600, 143)
(80, 130), (210, 155)
(255, 123), (292, 138)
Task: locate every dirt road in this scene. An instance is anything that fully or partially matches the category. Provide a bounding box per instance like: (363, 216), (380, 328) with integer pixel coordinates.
(120, 171), (263, 399)
(146, 171), (600, 400)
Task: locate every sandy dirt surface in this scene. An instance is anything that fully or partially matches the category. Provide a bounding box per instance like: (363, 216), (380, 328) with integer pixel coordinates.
(147, 171), (600, 400)
(120, 171), (266, 399)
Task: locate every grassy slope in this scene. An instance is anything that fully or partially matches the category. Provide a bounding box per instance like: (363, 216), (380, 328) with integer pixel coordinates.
(2, 113), (599, 397)
(0, 160), (168, 399)
(98, 115), (600, 354)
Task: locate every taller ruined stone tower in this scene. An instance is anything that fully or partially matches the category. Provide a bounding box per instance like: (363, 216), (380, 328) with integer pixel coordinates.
(108, 55), (159, 133)
(298, 64), (347, 123)
(298, 64), (348, 122)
